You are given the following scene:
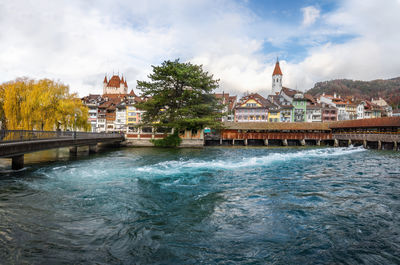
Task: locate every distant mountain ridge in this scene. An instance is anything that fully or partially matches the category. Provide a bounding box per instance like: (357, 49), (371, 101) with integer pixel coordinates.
(306, 77), (400, 108)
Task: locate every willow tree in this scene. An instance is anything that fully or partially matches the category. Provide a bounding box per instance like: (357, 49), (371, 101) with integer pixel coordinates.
(136, 60), (223, 139)
(0, 78), (89, 131)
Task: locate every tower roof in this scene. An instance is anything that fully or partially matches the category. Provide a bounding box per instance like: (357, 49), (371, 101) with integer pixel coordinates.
(272, 60), (282, 76)
(106, 74), (128, 88)
(103, 76), (108, 83)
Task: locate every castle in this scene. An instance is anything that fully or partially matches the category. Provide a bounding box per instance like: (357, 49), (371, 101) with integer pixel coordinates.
(103, 74), (128, 95)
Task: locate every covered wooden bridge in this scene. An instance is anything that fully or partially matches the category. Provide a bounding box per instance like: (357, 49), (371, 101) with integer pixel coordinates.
(330, 117), (400, 150)
(207, 122), (333, 146)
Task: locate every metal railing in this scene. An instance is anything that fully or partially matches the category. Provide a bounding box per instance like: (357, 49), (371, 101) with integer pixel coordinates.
(0, 130), (123, 143)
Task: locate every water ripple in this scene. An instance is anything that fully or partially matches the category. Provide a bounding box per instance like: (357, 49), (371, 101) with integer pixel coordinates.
(0, 147), (399, 264)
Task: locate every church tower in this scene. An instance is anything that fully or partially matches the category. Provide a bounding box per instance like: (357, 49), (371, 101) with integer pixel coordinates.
(272, 59), (283, 95)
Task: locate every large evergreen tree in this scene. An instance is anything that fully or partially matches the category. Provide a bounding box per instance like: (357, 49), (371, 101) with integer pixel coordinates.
(136, 59), (223, 132)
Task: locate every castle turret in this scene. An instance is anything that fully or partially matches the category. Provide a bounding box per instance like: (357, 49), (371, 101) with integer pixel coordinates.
(272, 59), (283, 95)
(103, 75), (108, 95)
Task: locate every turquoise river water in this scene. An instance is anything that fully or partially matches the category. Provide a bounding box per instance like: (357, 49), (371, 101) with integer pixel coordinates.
(0, 146), (400, 264)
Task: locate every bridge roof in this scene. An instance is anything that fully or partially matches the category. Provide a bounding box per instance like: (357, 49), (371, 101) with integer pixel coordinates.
(222, 122), (331, 131)
(329, 117), (400, 128)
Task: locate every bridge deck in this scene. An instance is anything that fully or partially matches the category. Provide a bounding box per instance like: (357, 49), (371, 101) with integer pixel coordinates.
(0, 130), (124, 158)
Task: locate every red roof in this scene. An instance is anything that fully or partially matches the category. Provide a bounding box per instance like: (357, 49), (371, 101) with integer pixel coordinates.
(128, 89), (136, 96)
(281, 87), (298, 97)
(103, 94), (126, 100)
(329, 117), (400, 128)
(304, 94), (316, 103)
(272, 61), (282, 76)
(106, 74), (128, 88)
(103, 76), (108, 83)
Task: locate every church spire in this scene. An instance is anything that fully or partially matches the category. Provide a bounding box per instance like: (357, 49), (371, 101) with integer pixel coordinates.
(272, 59), (283, 76)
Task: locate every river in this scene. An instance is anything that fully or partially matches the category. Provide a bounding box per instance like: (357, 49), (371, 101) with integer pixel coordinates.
(0, 146), (400, 264)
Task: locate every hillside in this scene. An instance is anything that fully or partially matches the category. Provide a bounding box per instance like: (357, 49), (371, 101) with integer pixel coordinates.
(306, 77), (400, 109)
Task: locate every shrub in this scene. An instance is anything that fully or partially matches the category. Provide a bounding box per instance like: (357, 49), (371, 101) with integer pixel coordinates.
(151, 132), (182, 147)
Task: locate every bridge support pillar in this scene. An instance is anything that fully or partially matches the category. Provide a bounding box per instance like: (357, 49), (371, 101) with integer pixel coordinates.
(282, 139), (288, 146)
(219, 138), (222, 145)
(316, 139), (321, 146)
(348, 139), (352, 147)
(378, 140), (382, 150)
(244, 139), (248, 146)
(394, 141), (398, 151)
(11, 155), (24, 170)
(232, 139), (235, 146)
(89, 144), (98, 154)
(264, 139), (268, 146)
(300, 139), (306, 146)
(363, 140), (367, 149)
(69, 146), (78, 155)
(334, 139), (339, 147)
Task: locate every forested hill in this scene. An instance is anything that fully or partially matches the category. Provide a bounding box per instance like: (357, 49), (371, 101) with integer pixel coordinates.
(306, 77), (400, 108)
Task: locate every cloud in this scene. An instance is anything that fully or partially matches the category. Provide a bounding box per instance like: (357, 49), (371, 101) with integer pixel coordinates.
(0, 0), (400, 98)
(301, 6), (320, 27)
(0, 0), (265, 96)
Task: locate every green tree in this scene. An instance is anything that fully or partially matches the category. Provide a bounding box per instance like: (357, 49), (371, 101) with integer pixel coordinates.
(136, 59), (223, 133)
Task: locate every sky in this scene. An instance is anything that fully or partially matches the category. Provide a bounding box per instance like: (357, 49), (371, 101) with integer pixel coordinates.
(1, 0), (400, 97)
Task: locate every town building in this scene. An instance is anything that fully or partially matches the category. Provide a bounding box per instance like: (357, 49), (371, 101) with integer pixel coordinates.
(115, 101), (127, 132)
(356, 101), (365, 119)
(322, 105), (338, 122)
(268, 94), (293, 122)
(126, 90), (144, 132)
(215, 92), (237, 122)
(235, 93), (272, 122)
(292, 93), (307, 122)
(363, 101), (382, 119)
(372, 97), (392, 117)
(81, 94), (103, 132)
(345, 102), (357, 120)
(306, 104), (322, 122)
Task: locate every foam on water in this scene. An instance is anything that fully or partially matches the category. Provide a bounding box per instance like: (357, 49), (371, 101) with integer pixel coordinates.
(136, 146), (366, 175)
(1, 146), (399, 264)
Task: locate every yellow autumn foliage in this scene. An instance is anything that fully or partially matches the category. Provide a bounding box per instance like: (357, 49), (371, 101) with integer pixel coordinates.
(0, 78), (90, 131)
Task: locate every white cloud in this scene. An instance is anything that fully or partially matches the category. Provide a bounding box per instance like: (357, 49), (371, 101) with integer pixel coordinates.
(301, 6), (320, 27)
(0, 0), (400, 98)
